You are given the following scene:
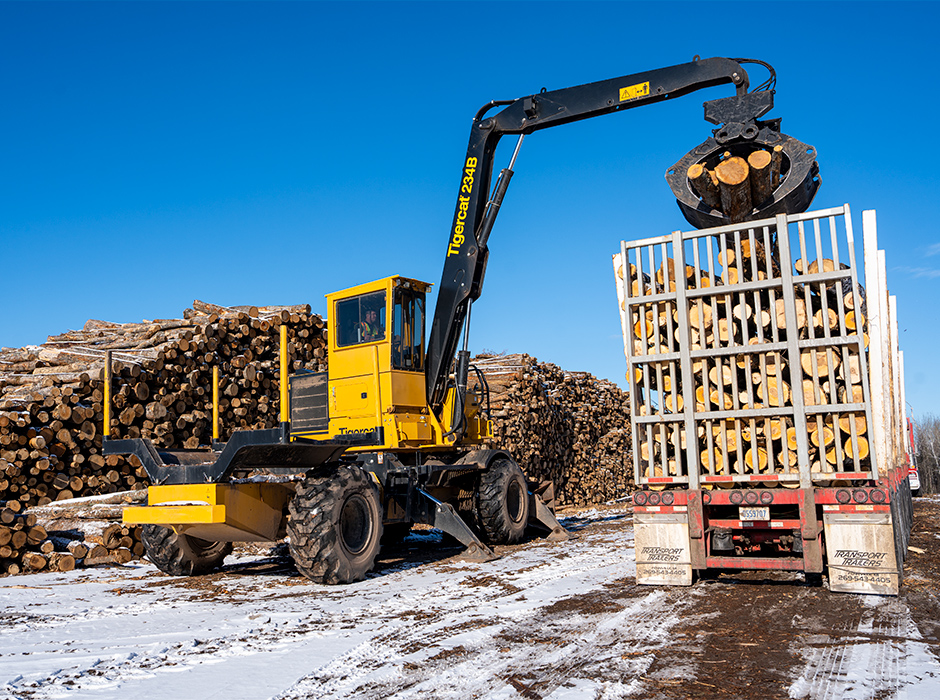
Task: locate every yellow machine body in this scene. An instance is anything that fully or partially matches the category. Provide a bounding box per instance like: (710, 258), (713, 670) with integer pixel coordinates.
(124, 483), (295, 542)
(123, 275), (493, 536)
(291, 275), (492, 451)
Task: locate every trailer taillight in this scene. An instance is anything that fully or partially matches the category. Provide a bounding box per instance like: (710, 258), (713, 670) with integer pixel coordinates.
(730, 492), (744, 505)
(702, 491), (712, 505)
(661, 492), (675, 505)
(744, 491), (759, 505)
(648, 492), (661, 506)
(836, 489), (852, 504)
(871, 489), (886, 504)
(759, 491), (773, 505)
(633, 491), (648, 506)
(853, 489), (869, 504)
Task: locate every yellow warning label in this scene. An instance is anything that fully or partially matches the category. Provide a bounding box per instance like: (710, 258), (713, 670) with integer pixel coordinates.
(619, 82), (650, 102)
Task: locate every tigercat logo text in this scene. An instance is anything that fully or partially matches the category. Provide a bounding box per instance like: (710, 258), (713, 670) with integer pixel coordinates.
(338, 427), (376, 435)
(447, 157), (477, 257)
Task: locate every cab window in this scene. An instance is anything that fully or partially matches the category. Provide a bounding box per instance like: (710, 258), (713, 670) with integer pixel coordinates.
(392, 288), (425, 371)
(335, 291), (386, 347)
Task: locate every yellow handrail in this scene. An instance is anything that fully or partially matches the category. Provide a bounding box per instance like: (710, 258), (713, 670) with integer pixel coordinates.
(279, 325), (289, 424)
(212, 365), (220, 441)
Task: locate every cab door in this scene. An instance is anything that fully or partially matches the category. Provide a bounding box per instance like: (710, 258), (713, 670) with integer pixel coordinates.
(328, 288), (388, 434)
(387, 285), (432, 443)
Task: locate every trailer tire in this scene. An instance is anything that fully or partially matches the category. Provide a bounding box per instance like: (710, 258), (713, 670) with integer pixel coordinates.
(141, 525), (232, 576)
(804, 572), (824, 587)
(476, 458), (529, 545)
(288, 465), (383, 584)
(695, 569), (721, 582)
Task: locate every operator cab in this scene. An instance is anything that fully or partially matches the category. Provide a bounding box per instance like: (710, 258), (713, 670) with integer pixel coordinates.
(289, 276), (437, 448)
(333, 278), (427, 373)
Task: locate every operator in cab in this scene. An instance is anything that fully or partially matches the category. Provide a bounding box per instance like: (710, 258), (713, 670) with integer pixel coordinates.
(359, 308), (383, 342)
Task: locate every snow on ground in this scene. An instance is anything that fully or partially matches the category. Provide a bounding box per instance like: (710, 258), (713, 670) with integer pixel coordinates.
(788, 599), (940, 700)
(1, 509), (673, 700)
(2, 506), (939, 700)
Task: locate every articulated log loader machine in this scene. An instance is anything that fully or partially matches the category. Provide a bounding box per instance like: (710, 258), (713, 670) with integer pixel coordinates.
(106, 56), (818, 584)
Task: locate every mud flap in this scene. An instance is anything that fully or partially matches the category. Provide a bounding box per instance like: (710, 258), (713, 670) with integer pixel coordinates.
(527, 492), (569, 542)
(823, 511), (900, 596)
(634, 511), (692, 586)
(416, 489), (498, 562)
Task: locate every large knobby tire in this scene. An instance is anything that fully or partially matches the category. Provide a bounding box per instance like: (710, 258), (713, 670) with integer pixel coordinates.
(141, 524), (232, 576)
(288, 466), (383, 584)
(477, 458), (529, 545)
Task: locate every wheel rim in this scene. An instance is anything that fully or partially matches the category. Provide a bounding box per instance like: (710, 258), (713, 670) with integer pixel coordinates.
(340, 494), (373, 556)
(506, 477), (525, 524)
(186, 535), (218, 553)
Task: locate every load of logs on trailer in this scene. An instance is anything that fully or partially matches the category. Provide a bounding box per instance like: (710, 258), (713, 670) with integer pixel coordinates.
(472, 353), (633, 507)
(614, 220), (870, 486)
(688, 147), (785, 223)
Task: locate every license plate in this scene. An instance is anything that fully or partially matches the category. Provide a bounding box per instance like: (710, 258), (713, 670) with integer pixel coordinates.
(739, 506), (770, 521)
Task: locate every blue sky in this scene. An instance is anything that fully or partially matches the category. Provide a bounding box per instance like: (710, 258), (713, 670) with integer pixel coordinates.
(1, 1), (938, 419)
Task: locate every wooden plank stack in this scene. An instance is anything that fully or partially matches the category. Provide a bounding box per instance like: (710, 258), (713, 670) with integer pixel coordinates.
(1, 301), (327, 574)
(472, 353), (633, 507)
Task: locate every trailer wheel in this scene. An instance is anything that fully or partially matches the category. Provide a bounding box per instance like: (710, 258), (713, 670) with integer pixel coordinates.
(288, 465), (383, 584)
(804, 572), (824, 587)
(141, 525), (232, 576)
(476, 458), (529, 545)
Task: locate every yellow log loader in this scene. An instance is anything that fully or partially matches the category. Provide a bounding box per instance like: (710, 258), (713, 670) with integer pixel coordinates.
(105, 56), (818, 583)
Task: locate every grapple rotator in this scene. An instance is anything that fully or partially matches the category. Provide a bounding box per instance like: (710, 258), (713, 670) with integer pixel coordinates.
(666, 90), (821, 229)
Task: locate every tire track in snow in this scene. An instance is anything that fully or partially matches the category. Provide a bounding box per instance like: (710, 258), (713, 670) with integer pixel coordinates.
(356, 587), (686, 699)
(529, 591), (694, 699)
(788, 598), (940, 700)
(277, 586), (690, 700)
(789, 612), (859, 700)
(274, 521), (637, 699)
(1, 512), (632, 699)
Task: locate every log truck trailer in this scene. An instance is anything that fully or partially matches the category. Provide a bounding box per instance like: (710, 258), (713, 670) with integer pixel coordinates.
(104, 57), (819, 584)
(616, 205), (914, 595)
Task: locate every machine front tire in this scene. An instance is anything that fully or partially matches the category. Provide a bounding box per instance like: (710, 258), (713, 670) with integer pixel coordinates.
(477, 458), (529, 545)
(288, 465), (383, 584)
(141, 524), (232, 576)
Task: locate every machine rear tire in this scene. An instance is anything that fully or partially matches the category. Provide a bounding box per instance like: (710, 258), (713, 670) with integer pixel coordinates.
(476, 458), (529, 545)
(141, 524), (232, 576)
(288, 465), (383, 584)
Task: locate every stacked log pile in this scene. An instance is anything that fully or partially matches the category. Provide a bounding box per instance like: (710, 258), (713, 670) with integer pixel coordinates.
(0, 490), (146, 574)
(687, 147), (784, 223)
(616, 240), (871, 485)
(472, 353), (633, 507)
(0, 300), (327, 574)
(2, 296), (637, 571)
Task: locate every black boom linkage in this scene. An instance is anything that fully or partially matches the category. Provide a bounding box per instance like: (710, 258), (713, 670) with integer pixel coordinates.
(425, 57), (753, 421)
